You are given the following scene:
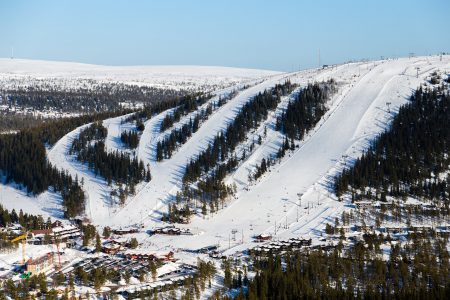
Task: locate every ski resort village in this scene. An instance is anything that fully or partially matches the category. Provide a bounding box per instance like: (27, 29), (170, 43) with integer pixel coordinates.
(0, 53), (448, 299)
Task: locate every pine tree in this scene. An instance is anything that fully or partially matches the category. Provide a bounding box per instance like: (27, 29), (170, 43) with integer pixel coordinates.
(129, 237), (139, 249)
(102, 226), (111, 238)
(95, 233), (102, 252)
(223, 260), (232, 289)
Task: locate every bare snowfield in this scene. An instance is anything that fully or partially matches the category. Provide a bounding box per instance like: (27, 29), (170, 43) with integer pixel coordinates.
(1, 55), (449, 256)
(0, 181), (63, 220)
(0, 58), (281, 92)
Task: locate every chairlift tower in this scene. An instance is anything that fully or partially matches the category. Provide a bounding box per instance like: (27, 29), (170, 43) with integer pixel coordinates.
(274, 220), (277, 236)
(231, 229), (238, 242)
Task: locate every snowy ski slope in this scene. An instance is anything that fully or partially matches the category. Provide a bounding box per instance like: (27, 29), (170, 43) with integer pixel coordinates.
(2, 55), (450, 254)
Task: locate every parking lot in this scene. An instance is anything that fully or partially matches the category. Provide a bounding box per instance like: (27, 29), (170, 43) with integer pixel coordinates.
(67, 255), (150, 278)
(63, 254), (196, 282)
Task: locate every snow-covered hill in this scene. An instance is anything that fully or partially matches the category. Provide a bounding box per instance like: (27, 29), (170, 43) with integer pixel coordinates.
(1, 55), (449, 255)
(0, 58), (281, 92)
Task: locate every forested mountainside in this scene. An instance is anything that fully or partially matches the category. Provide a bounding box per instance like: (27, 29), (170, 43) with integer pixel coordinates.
(218, 234), (449, 300)
(335, 84), (450, 210)
(0, 82), (186, 113)
(213, 82), (450, 300)
(0, 92), (205, 218)
(0, 57), (449, 299)
(70, 122), (150, 204)
(276, 79), (336, 140)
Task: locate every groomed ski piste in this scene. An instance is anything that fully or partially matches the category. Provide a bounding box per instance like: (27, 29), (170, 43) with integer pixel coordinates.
(2, 55), (450, 258)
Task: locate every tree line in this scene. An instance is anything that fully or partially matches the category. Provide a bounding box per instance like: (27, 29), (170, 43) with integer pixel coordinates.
(70, 123), (150, 187)
(120, 92), (215, 136)
(233, 232), (449, 300)
(0, 130), (85, 218)
(182, 81), (295, 185)
(120, 130), (139, 149)
(160, 81), (296, 223)
(0, 113), (44, 133)
(0, 89), (209, 220)
(276, 79), (336, 140)
(0, 110), (135, 219)
(1, 81), (186, 113)
(183, 81), (295, 204)
(156, 115), (201, 161)
(0, 205), (52, 230)
(252, 80), (336, 181)
(156, 90), (239, 161)
(159, 93), (212, 132)
(70, 122), (107, 153)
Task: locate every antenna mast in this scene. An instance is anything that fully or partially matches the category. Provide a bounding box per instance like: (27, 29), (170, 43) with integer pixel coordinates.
(318, 49), (321, 68)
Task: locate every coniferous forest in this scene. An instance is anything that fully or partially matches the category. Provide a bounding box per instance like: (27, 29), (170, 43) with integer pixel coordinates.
(0, 110), (143, 217)
(252, 80), (337, 181)
(121, 92), (212, 133)
(183, 81), (295, 185)
(0, 90), (204, 219)
(156, 91), (237, 161)
(334, 84), (450, 205)
(0, 127), (86, 218)
(234, 234), (449, 300)
(0, 205), (53, 231)
(161, 81), (296, 222)
(1, 82), (186, 114)
(0, 63), (448, 300)
(159, 94), (211, 132)
(120, 130), (139, 149)
(277, 79), (337, 140)
(156, 115), (201, 161)
(207, 81), (450, 300)
(3, 2), (448, 298)
(70, 123), (150, 186)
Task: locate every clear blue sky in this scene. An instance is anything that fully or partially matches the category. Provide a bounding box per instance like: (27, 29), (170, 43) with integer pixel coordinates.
(0, 0), (448, 71)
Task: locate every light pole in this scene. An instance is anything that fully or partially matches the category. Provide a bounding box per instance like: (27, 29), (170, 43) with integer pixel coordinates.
(297, 193), (303, 207)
